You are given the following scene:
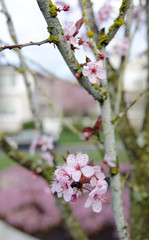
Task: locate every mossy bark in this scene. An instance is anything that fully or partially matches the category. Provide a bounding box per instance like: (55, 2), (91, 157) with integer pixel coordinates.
(130, 150), (149, 240)
(118, 115), (149, 240)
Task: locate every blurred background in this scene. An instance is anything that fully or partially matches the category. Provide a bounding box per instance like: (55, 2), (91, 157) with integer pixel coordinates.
(0, 0), (148, 239)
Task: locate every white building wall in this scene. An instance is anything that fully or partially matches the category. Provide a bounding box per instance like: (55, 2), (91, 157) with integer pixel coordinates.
(0, 66), (32, 133)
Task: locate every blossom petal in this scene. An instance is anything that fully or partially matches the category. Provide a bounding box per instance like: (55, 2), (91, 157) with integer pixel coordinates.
(88, 74), (97, 84)
(82, 68), (90, 77)
(76, 153), (89, 166)
(108, 161), (116, 167)
(92, 201), (102, 213)
(97, 70), (106, 80)
(72, 170), (81, 181)
(67, 154), (77, 167)
(63, 188), (73, 202)
(85, 197), (93, 208)
(90, 176), (97, 187)
(82, 166), (95, 178)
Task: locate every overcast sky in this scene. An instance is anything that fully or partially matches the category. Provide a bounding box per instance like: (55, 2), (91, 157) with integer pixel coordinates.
(0, 0), (147, 79)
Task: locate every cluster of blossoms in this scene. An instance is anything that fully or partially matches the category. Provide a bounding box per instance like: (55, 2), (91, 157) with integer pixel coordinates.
(51, 152), (115, 213)
(64, 20), (91, 52)
(30, 135), (54, 167)
(63, 18), (106, 85)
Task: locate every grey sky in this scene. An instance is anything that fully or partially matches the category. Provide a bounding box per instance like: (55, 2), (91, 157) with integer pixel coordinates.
(0, 0), (147, 79)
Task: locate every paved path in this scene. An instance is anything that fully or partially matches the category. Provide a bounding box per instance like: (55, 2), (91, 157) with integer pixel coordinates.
(0, 220), (39, 240)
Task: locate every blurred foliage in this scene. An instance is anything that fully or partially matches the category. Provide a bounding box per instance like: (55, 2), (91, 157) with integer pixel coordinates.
(22, 121), (35, 129)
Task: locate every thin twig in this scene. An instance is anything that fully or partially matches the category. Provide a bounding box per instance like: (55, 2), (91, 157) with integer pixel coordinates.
(113, 85), (149, 125)
(0, 39), (50, 51)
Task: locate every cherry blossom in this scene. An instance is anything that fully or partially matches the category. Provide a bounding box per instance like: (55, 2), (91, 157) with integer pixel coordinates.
(98, 3), (113, 23)
(54, 166), (71, 182)
(40, 152), (54, 166)
(103, 154), (116, 167)
(30, 134), (54, 155)
(78, 34), (91, 52)
(82, 61), (106, 84)
(29, 135), (39, 156)
(66, 153), (95, 181)
(64, 22), (77, 45)
(51, 152), (108, 213)
(38, 135), (54, 152)
(113, 38), (129, 57)
(51, 180), (73, 202)
(85, 186), (107, 213)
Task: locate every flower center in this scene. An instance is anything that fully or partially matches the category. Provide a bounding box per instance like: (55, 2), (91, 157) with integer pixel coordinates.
(91, 68), (97, 74)
(66, 34), (71, 41)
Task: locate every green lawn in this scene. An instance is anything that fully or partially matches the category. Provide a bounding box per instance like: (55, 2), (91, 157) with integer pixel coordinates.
(0, 128), (129, 171)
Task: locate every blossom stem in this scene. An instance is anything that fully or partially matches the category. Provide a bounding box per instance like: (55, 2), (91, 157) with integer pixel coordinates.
(82, 187), (91, 192)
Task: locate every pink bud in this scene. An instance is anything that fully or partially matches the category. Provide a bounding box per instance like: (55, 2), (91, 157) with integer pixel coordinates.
(100, 54), (105, 60)
(75, 72), (81, 78)
(71, 194), (77, 202)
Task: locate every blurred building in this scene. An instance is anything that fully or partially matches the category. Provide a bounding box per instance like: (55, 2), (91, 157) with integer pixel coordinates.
(0, 65), (32, 133)
(0, 65), (99, 134)
(123, 53), (147, 130)
(0, 53), (147, 134)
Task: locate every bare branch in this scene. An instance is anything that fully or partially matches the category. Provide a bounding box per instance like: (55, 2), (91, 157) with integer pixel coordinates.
(98, 0), (131, 49)
(36, 0), (107, 103)
(0, 130), (89, 240)
(0, 0), (42, 132)
(0, 39), (50, 51)
(113, 85), (149, 125)
(79, 0), (99, 48)
(0, 131), (55, 181)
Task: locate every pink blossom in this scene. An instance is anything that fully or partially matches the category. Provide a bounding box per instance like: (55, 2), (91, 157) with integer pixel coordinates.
(30, 135), (54, 155)
(54, 166), (70, 182)
(40, 152), (54, 166)
(66, 153), (95, 181)
(64, 22), (77, 45)
(51, 180), (73, 202)
(51, 152), (109, 213)
(78, 34), (91, 52)
(29, 135), (39, 156)
(98, 3), (113, 23)
(93, 166), (106, 180)
(82, 61), (106, 84)
(113, 38), (129, 57)
(85, 186), (107, 213)
(38, 135), (54, 152)
(103, 154), (116, 167)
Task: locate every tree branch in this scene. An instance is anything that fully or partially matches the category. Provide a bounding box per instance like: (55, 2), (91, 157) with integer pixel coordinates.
(0, 130), (89, 240)
(78, 1), (130, 237)
(79, 0), (99, 48)
(98, 0), (131, 49)
(36, 0), (107, 103)
(0, 0), (42, 131)
(0, 39), (50, 51)
(113, 85), (149, 125)
(100, 55), (129, 240)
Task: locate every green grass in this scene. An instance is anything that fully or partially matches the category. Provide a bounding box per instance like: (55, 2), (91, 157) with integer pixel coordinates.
(0, 154), (16, 170)
(0, 128), (129, 171)
(58, 129), (83, 144)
